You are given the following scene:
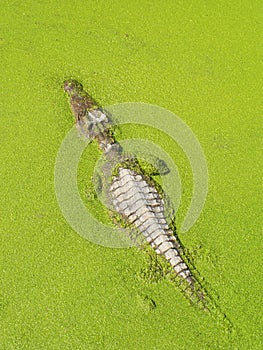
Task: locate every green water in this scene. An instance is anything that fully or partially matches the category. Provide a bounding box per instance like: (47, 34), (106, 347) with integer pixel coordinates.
(1, 1), (262, 349)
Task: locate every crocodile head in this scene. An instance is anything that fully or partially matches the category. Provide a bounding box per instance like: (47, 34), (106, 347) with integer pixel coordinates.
(63, 79), (112, 143)
(63, 79), (85, 96)
(63, 79), (100, 122)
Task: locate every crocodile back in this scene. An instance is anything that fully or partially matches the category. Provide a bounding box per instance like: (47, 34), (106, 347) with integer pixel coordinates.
(110, 167), (194, 286)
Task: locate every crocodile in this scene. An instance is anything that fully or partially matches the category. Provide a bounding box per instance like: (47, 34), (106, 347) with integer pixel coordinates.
(63, 80), (232, 326)
(63, 79), (198, 285)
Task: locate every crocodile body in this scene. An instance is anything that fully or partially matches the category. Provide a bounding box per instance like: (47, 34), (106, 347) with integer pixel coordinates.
(64, 79), (196, 289)
(62, 79), (235, 332)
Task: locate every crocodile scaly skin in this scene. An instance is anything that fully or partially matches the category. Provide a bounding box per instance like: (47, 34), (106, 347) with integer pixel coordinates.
(64, 79), (195, 289)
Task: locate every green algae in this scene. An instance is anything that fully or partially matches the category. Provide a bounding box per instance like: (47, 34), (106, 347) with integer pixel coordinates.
(0, 1), (262, 349)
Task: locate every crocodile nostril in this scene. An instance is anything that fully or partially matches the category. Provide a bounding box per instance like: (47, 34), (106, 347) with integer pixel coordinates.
(63, 79), (83, 94)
